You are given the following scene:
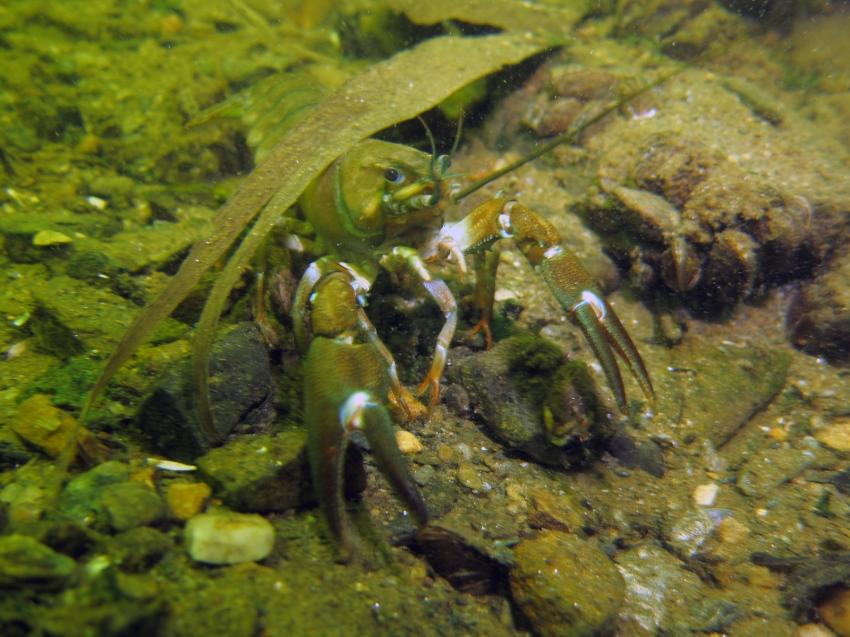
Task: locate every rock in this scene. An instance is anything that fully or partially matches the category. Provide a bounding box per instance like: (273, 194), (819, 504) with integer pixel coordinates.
(101, 482), (166, 531)
(165, 481), (212, 521)
(0, 432), (34, 471)
(197, 430), (309, 512)
(663, 508), (719, 558)
(111, 527), (173, 573)
(395, 430), (423, 454)
(668, 335), (790, 447)
(510, 530), (624, 637)
(527, 488), (585, 532)
(605, 430), (666, 477)
(28, 275), (185, 359)
(693, 483), (719, 507)
(10, 393), (95, 458)
(456, 462), (486, 492)
(450, 334), (610, 469)
(814, 418), (850, 453)
(135, 322), (274, 460)
(735, 444), (817, 498)
(32, 229), (72, 246)
(0, 534), (75, 589)
(616, 544), (709, 636)
(716, 516), (749, 544)
(59, 461), (131, 527)
(789, 252), (850, 361)
(185, 511), (275, 565)
(414, 521), (511, 595)
(58, 461), (164, 531)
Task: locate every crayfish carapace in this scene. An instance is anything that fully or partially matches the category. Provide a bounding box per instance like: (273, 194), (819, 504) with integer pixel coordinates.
(289, 137), (654, 556)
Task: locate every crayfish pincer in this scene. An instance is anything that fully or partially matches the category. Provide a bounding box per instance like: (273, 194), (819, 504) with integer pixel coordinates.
(291, 137), (654, 555)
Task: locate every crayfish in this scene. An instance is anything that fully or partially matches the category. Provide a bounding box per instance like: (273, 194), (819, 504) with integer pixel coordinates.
(61, 35), (665, 559)
(285, 135), (654, 556)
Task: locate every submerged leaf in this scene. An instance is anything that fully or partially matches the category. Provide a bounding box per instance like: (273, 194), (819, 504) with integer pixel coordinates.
(71, 33), (550, 454)
(387, 0), (588, 37)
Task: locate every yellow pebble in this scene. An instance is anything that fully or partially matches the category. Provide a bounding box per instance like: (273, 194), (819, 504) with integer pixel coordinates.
(815, 419), (850, 452)
(767, 426), (788, 442)
(130, 467), (156, 488)
(395, 430), (423, 454)
(167, 482), (212, 521)
(32, 230), (72, 246)
(716, 516), (749, 544)
(77, 134), (102, 155)
(436, 443), (455, 463)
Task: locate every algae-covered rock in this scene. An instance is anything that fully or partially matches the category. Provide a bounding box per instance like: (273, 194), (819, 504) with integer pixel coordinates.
(11, 393), (83, 458)
(100, 482), (166, 532)
(184, 511), (275, 565)
(510, 530), (625, 637)
(59, 460), (131, 528)
(110, 527), (173, 573)
(0, 534), (75, 589)
(28, 275), (185, 359)
(196, 430), (309, 512)
(451, 334), (610, 469)
(136, 322), (274, 460)
(667, 336), (790, 447)
(57, 461), (166, 532)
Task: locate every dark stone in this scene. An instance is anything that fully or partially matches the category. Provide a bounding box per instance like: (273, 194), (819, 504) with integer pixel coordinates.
(0, 438), (33, 471)
(788, 252), (850, 362)
(136, 322), (274, 461)
(413, 524), (510, 595)
(605, 430), (666, 477)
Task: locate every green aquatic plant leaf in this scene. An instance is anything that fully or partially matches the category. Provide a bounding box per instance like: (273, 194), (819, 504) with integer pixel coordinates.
(68, 33), (549, 463)
(387, 0), (588, 37)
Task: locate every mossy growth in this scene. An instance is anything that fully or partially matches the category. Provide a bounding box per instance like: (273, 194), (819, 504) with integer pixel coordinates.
(502, 332), (607, 445)
(21, 356), (101, 410)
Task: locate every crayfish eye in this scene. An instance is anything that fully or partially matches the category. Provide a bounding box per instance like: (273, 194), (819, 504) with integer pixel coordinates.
(383, 167), (405, 185)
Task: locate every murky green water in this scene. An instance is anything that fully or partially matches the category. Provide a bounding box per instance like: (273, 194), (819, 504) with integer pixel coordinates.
(2, 2), (850, 636)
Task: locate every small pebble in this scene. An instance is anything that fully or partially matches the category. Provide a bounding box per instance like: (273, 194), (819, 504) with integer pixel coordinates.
(716, 516), (749, 544)
(456, 462), (484, 492)
(167, 482), (212, 521)
(815, 419), (850, 452)
(413, 465), (435, 486)
(436, 444), (455, 463)
(185, 512), (274, 565)
(693, 482), (719, 506)
(395, 430), (423, 454)
(32, 230), (72, 246)
(494, 288), (518, 302)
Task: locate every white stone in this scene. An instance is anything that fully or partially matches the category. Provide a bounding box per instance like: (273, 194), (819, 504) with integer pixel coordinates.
(693, 483), (719, 507)
(185, 512), (274, 565)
